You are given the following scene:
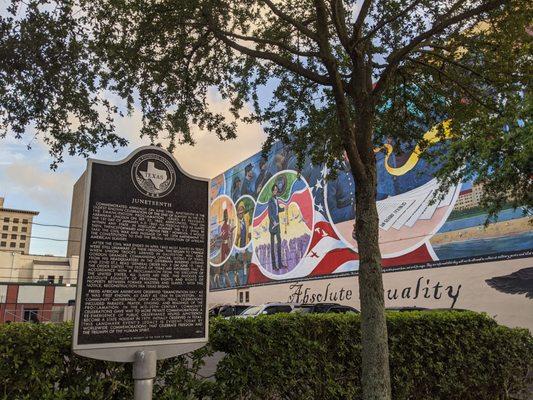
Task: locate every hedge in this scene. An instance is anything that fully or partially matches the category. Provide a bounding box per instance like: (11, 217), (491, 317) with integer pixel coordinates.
(0, 322), (214, 400)
(211, 312), (532, 400)
(1, 312), (531, 399)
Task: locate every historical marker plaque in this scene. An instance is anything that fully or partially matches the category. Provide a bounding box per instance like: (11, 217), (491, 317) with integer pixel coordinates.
(73, 146), (209, 360)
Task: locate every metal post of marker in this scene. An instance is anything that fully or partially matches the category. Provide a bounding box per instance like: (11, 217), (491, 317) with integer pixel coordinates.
(133, 351), (157, 400)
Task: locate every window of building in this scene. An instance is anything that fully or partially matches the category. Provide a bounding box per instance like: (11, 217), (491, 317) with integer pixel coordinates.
(58, 276), (64, 284)
(11, 234), (17, 240)
(1, 233), (6, 239)
(21, 227), (27, 232)
(10, 242), (16, 248)
(20, 235), (26, 240)
(13, 218), (19, 223)
(239, 292), (244, 303)
(245, 291), (250, 303)
(23, 309), (40, 323)
(2, 226), (7, 231)
(19, 243), (25, 248)
(12, 226), (18, 232)
(47, 275), (55, 284)
(3, 217), (8, 222)
(22, 219), (28, 224)
(0, 241), (6, 247)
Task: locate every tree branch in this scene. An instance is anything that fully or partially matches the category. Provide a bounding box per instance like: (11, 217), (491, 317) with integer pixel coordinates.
(372, 0), (505, 99)
(261, 0), (319, 41)
(416, 49), (493, 82)
(313, 0), (367, 179)
(357, 0), (422, 45)
(216, 28), (320, 58)
(406, 57), (499, 112)
(353, 0), (373, 39)
(441, 0), (470, 21)
(204, 14), (331, 86)
(330, 0), (353, 60)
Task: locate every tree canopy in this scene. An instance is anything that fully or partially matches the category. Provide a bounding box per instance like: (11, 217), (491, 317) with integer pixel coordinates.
(1, 0), (530, 212)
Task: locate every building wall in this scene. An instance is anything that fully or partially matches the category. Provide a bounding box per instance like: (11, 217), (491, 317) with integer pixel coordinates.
(0, 251), (79, 285)
(0, 198), (39, 255)
(0, 283), (76, 323)
(208, 138), (532, 294)
(209, 256), (533, 331)
(67, 173), (86, 258)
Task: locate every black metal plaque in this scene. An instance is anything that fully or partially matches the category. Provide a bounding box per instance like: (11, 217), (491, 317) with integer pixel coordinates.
(73, 147), (209, 349)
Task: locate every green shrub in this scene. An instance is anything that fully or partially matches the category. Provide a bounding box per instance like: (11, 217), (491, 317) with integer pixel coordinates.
(211, 312), (532, 400)
(0, 312), (531, 399)
(0, 322), (213, 400)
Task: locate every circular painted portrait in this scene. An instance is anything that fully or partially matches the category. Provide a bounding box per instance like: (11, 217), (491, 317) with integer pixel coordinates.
(209, 195), (237, 266)
(234, 195), (255, 250)
(252, 171), (314, 279)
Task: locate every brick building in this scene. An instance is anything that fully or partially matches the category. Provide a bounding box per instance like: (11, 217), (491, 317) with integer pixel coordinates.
(0, 283), (76, 323)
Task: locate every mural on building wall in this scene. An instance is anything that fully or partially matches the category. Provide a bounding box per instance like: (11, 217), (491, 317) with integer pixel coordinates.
(210, 129), (533, 290)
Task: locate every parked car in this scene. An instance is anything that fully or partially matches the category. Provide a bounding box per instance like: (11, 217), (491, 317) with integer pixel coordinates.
(235, 302), (295, 318)
(209, 304), (252, 318)
(292, 303), (359, 314)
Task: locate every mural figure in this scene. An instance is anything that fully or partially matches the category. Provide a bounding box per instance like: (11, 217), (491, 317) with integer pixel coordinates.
(209, 195), (236, 266)
(241, 163), (255, 196)
(255, 158), (272, 197)
(234, 250), (252, 286)
(210, 174), (225, 199)
(231, 177), (242, 202)
(268, 184), (286, 270)
(274, 153), (286, 172)
(220, 209), (233, 262)
(327, 159), (356, 223)
(253, 171), (314, 278)
(235, 201), (252, 249)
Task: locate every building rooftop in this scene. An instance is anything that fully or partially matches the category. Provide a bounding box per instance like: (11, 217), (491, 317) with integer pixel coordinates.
(33, 260), (70, 266)
(0, 198), (39, 216)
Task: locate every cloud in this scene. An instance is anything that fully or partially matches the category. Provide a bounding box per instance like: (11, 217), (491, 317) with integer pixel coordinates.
(94, 90), (267, 178)
(173, 123), (266, 178)
(0, 150), (25, 165)
(2, 162), (75, 208)
(173, 92), (267, 178)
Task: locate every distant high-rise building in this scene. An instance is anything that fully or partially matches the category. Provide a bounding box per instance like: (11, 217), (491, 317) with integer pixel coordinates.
(455, 184), (484, 211)
(0, 197), (39, 255)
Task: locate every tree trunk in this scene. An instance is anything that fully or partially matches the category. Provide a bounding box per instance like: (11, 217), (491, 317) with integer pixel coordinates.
(354, 148), (392, 400)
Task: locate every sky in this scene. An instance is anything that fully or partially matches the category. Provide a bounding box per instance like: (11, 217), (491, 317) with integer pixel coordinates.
(0, 97), (267, 256)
